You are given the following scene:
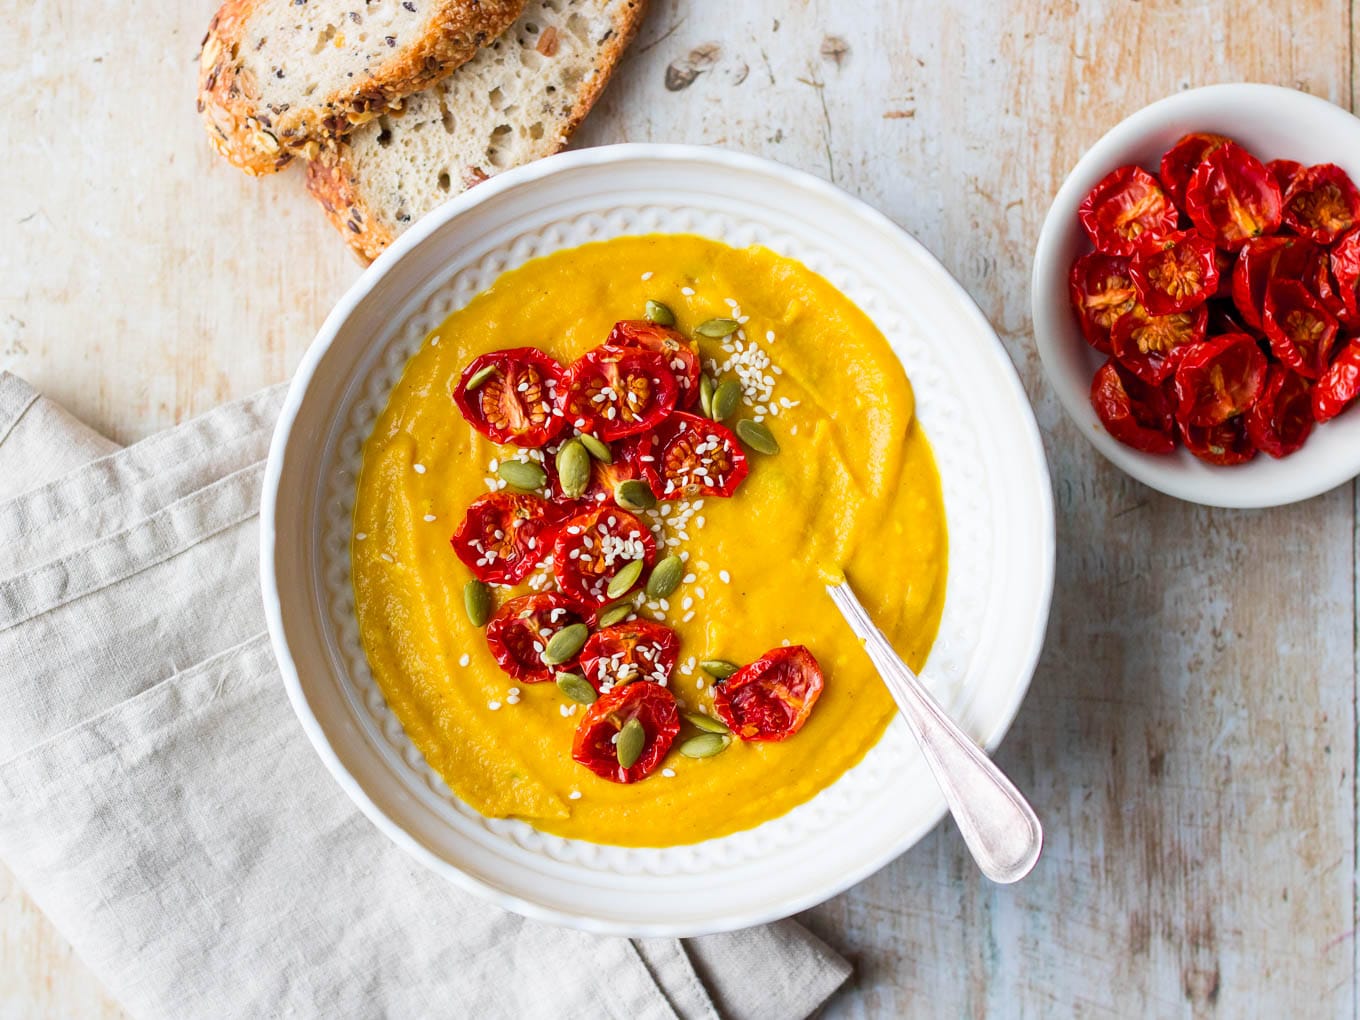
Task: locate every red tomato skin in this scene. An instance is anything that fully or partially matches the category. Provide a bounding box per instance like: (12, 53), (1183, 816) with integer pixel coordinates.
(1129, 231), (1220, 315)
(604, 321), (702, 410)
(1231, 236), (1295, 331)
(557, 348), (680, 441)
(1179, 416), (1257, 466)
(1089, 359), (1177, 454)
(551, 506), (657, 609)
(579, 620), (681, 691)
(1159, 133), (1231, 209)
(635, 411), (750, 500)
(1246, 368), (1314, 458)
(1262, 278), (1339, 379)
(453, 348), (568, 448)
(1078, 166), (1179, 256)
(1109, 303), (1207, 385)
(544, 434), (646, 510)
(1185, 142), (1284, 249)
(572, 682), (680, 783)
(1313, 338), (1360, 423)
(1331, 227), (1360, 323)
(451, 492), (559, 585)
(712, 645), (825, 742)
(1068, 252), (1137, 352)
(1281, 163), (1360, 245)
(484, 593), (585, 682)
(1173, 332), (1269, 427)
(1268, 159), (1306, 195)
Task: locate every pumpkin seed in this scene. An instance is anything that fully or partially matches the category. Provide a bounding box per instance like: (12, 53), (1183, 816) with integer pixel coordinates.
(464, 364), (497, 391)
(735, 418), (779, 455)
(579, 433), (612, 464)
(646, 300), (676, 326)
(646, 555), (685, 599)
(711, 378), (741, 421)
(700, 659), (741, 680)
(683, 711), (731, 734)
(555, 671), (597, 705)
(463, 580), (493, 627)
(696, 317), (740, 338)
(616, 718), (645, 768)
(555, 438), (591, 499)
(497, 459), (547, 490)
(679, 733), (731, 758)
(542, 623), (588, 665)
(597, 599), (634, 627)
(613, 478), (657, 511)
(606, 559), (645, 599)
(699, 375), (715, 419)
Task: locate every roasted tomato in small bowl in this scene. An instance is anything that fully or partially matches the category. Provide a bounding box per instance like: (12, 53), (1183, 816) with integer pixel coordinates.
(1034, 83), (1360, 506)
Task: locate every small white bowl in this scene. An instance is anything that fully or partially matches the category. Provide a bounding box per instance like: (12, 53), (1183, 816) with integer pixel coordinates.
(262, 144), (1053, 936)
(1033, 83), (1360, 508)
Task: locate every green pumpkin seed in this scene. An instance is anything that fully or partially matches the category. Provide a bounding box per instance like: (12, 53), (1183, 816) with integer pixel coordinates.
(699, 375), (716, 419)
(646, 555), (685, 599)
(683, 711), (731, 734)
(555, 438), (591, 499)
(464, 364), (497, 391)
(606, 559), (645, 599)
(711, 378), (741, 422)
(696, 317), (741, 338)
(555, 671), (597, 705)
(463, 579), (493, 627)
(613, 478), (657, 511)
(497, 459), (547, 490)
(679, 733), (731, 758)
(579, 433), (612, 463)
(597, 599), (634, 627)
(700, 659), (741, 680)
(616, 718), (645, 769)
(735, 419), (779, 455)
(646, 300), (676, 326)
(542, 623), (588, 665)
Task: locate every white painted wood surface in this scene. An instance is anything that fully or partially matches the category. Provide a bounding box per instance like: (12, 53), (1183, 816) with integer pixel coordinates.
(1, 0), (1356, 1015)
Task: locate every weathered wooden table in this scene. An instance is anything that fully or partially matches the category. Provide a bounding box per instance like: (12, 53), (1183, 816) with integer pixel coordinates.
(2, 1), (1355, 1015)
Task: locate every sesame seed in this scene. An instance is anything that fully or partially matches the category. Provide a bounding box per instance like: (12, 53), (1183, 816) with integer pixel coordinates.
(488, 700), (502, 711)
(662, 768), (676, 778)
(681, 286), (695, 296)
(380, 553), (395, 563)
(641, 271), (654, 281)
(423, 514), (437, 522)
(569, 790), (582, 799)
(355, 532), (367, 541)
(719, 569), (731, 584)
(413, 463), (426, 474)
(683, 572), (696, 583)
(459, 653), (470, 667)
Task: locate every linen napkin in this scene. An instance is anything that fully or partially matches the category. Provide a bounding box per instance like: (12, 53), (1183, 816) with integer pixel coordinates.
(0, 372), (851, 1020)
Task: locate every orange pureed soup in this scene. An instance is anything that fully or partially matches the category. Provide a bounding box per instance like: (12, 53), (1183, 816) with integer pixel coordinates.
(352, 234), (947, 846)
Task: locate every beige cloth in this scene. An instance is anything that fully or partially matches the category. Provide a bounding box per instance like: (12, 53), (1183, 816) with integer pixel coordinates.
(0, 373), (850, 1020)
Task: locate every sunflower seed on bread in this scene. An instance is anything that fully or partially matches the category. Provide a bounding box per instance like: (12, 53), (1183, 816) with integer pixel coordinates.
(305, 0), (646, 262)
(197, 0), (527, 176)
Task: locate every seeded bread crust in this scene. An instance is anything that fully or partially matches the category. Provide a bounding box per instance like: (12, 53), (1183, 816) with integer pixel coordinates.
(197, 0), (527, 176)
(305, 0), (645, 262)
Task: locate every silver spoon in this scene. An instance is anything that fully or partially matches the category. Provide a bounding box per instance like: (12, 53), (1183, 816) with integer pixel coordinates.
(826, 578), (1043, 883)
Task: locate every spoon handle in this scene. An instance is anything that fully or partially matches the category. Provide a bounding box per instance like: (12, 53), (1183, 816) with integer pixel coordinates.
(826, 581), (1043, 884)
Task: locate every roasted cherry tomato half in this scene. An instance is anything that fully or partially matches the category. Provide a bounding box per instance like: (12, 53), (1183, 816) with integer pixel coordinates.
(1185, 141), (1283, 249)
(712, 645), (825, 742)
(451, 492), (560, 585)
(1110, 303), (1207, 385)
(1159, 132), (1231, 209)
(1245, 368), (1314, 458)
(557, 347), (679, 441)
(545, 435), (646, 509)
(1267, 159), (1305, 195)
(1179, 415), (1256, 466)
(1089, 359), (1177, 455)
(571, 682), (680, 783)
(604, 321), (702, 409)
(1173, 332), (1269, 427)
(1078, 165), (1179, 256)
(552, 506), (657, 608)
(634, 411), (750, 499)
(484, 593), (586, 682)
(1262, 278), (1339, 379)
(1128, 231), (1219, 315)
(1281, 163), (1360, 245)
(1331, 227), (1360, 322)
(1313, 338), (1360, 423)
(453, 348), (567, 448)
(1068, 252), (1137, 352)
(1231, 236), (1318, 331)
(579, 620), (680, 691)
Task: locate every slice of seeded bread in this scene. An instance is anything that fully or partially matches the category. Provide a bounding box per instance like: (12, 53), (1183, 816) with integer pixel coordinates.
(197, 0), (527, 176)
(305, 0), (646, 262)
